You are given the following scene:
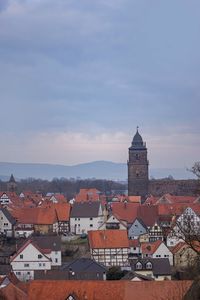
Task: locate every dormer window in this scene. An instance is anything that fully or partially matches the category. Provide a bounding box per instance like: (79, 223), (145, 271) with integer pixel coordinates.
(66, 295), (76, 300)
(146, 262), (152, 269)
(136, 262), (142, 270)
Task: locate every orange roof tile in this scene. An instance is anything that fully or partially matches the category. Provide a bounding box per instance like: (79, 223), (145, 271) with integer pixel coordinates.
(75, 188), (100, 202)
(12, 207), (57, 225)
(171, 242), (189, 254)
(128, 196), (141, 203)
(111, 202), (139, 223)
(88, 230), (129, 249)
(0, 282), (27, 300)
(141, 240), (163, 255)
(28, 280), (192, 300)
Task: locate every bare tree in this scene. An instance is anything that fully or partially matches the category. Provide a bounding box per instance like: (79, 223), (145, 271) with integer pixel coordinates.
(190, 162), (200, 179)
(171, 208), (200, 255)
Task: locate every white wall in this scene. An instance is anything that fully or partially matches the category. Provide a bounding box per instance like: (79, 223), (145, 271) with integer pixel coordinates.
(70, 216), (104, 234)
(0, 210), (13, 237)
(153, 243), (173, 266)
(11, 243), (51, 281)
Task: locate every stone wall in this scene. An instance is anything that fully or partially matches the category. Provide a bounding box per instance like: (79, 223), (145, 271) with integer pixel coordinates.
(149, 179), (199, 196)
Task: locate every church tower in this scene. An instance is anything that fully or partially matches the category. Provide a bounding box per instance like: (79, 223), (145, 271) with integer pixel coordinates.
(128, 128), (149, 200)
(7, 174), (17, 193)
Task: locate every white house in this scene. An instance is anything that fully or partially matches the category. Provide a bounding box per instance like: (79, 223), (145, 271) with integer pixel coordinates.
(141, 240), (173, 266)
(10, 240), (51, 281)
(0, 208), (16, 237)
(70, 202), (104, 235)
(10, 235), (62, 281)
(0, 192), (12, 205)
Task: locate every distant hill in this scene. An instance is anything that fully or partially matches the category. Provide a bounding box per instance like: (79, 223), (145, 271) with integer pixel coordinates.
(0, 161), (195, 181)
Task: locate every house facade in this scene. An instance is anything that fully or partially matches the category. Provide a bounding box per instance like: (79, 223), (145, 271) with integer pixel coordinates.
(10, 235), (62, 281)
(0, 208), (16, 237)
(129, 258), (172, 281)
(128, 218), (147, 239)
(88, 230), (130, 267)
(70, 202), (104, 235)
(99, 214), (127, 231)
(141, 240), (173, 266)
(10, 240), (51, 281)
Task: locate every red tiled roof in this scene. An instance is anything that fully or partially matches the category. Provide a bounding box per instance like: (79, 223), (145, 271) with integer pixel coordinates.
(39, 203), (71, 222)
(128, 196), (141, 203)
(137, 205), (158, 227)
(171, 242), (189, 254)
(111, 202), (139, 224)
(157, 203), (200, 216)
(28, 280), (192, 300)
(144, 196), (159, 205)
(88, 230), (129, 249)
(141, 240), (163, 255)
(12, 207), (57, 225)
(75, 188), (100, 202)
(0, 282), (27, 300)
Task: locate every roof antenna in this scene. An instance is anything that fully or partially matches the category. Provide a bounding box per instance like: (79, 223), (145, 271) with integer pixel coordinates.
(136, 126), (139, 132)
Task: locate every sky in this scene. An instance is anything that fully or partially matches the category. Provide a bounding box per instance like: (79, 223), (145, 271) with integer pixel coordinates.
(0, 0), (200, 169)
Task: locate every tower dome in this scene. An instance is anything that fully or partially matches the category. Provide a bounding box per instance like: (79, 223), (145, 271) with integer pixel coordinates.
(131, 127), (146, 149)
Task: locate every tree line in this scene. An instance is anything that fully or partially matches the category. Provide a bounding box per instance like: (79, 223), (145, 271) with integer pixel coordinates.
(0, 177), (127, 199)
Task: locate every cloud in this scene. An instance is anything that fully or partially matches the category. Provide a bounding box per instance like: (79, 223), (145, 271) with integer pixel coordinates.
(0, 129), (199, 170)
(0, 1), (200, 167)
(0, 0), (9, 12)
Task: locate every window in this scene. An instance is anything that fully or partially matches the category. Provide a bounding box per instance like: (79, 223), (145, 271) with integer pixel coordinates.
(38, 254), (42, 259)
(146, 262), (152, 269)
(43, 263), (46, 266)
(55, 258), (58, 263)
(27, 272), (30, 275)
(20, 254), (23, 259)
(136, 262), (142, 270)
(66, 295), (76, 300)
(16, 271), (21, 275)
(90, 217), (93, 220)
(90, 224), (93, 227)
(39, 263), (42, 267)
(24, 264), (29, 267)
(4, 223), (8, 226)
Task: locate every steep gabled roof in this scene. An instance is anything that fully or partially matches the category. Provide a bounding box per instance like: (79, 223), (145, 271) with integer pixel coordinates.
(0, 207), (16, 225)
(10, 239), (51, 262)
